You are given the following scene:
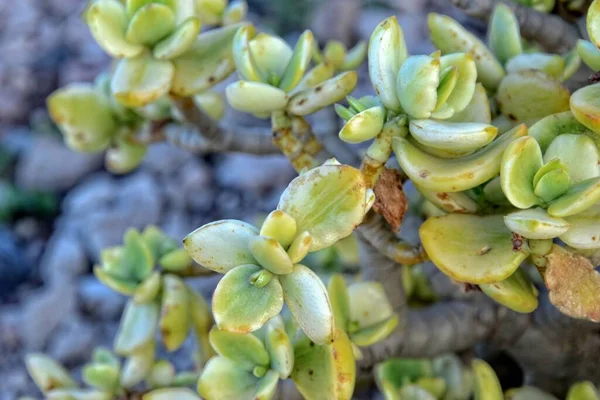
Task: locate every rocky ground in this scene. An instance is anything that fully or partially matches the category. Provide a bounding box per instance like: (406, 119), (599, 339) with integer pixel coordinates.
(0, 0), (476, 398)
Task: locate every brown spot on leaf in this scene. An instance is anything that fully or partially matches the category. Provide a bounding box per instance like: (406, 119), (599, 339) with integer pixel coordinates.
(511, 232), (524, 251)
(419, 170), (430, 178)
(372, 168), (409, 231)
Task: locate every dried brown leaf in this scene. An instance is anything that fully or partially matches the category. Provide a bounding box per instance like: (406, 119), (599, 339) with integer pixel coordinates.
(545, 245), (600, 322)
(372, 168), (408, 231)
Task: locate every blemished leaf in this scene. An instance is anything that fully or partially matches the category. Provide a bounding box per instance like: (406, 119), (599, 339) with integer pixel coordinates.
(528, 111), (599, 152)
(561, 206), (600, 249)
(159, 275), (190, 351)
(209, 328), (270, 370)
(280, 264), (335, 345)
(183, 219), (258, 273)
(368, 16), (407, 111)
(142, 387), (201, 400)
(420, 214), (529, 284)
(393, 124), (527, 193)
(278, 163), (369, 251)
(545, 245), (600, 322)
(504, 208), (569, 240)
(114, 300), (159, 355)
(47, 84), (116, 153)
(292, 330), (356, 400)
(264, 316), (294, 379)
(111, 54), (174, 107)
(25, 354), (77, 393)
(496, 70), (570, 122)
(472, 359), (503, 400)
(212, 264), (284, 333)
(479, 267), (539, 313)
(197, 357), (262, 400)
(287, 71), (358, 116)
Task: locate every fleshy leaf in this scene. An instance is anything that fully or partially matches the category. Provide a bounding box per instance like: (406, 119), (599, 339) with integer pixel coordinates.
(409, 120), (497, 152)
(209, 328), (270, 370)
(25, 354), (77, 393)
(259, 210), (297, 249)
(398, 385), (437, 400)
(577, 39), (600, 71)
(120, 341), (155, 388)
(278, 163), (368, 251)
(497, 70), (570, 122)
(249, 236), (294, 275)
(428, 13), (505, 90)
(479, 267), (539, 313)
(47, 84), (116, 152)
(505, 53), (565, 79)
(529, 111), (599, 152)
(570, 82), (600, 135)
(226, 81), (289, 113)
(212, 264), (284, 333)
(350, 316), (399, 347)
(125, 3), (175, 46)
(86, 0), (145, 58)
(397, 55), (439, 119)
(46, 389), (113, 400)
(197, 357), (261, 400)
(142, 388), (201, 400)
(472, 359), (503, 400)
(159, 275), (190, 351)
(279, 30), (314, 92)
(82, 363), (120, 391)
(264, 316), (294, 379)
(153, 17), (201, 60)
(115, 300), (159, 355)
(534, 166), (571, 203)
(287, 71), (358, 116)
(292, 330), (355, 400)
(587, 0), (600, 48)
(416, 184), (478, 213)
(420, 214), (529, 284)
(280, 264), (334, 345)
(500, 136), (543, 209)
(440, 53), (477, 113)
(504, 208), (569, 240)
(488, 3), (522, 64)
(327, 274), (350, 332)
(375, 358), (434, 393)
(393, 124), (527, 192)
(249, 33), (293, 81)
(544, 134), (600, 184)
(545, 245), (600, 322)
(111, 55), (174, 107)
(348, 282), (394, 329)
(447, 83), (491, 124)
(183, 220), (258, 273)
(339, 106), (385, 144)
(547, 177), (600, 217)
(561, 207), (600, 249)
(133, 271), (161, 303)
(567, 381), (600, 400)
(432, 355), (473, 400)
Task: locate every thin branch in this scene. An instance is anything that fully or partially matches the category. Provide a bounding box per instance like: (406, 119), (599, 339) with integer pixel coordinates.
(449, 0), (581, 53)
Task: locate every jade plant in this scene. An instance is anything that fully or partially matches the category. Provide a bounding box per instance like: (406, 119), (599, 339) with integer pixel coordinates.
(23, 0), (600, 398)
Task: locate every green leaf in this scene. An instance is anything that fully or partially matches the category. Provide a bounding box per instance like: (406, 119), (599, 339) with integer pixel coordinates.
(479, 267), (539, 313)
(339, 106), (385, 144)
(409, 120), (497, 152)
(497, 71), (570, 122)
(570, 82), (600, 135)
(375, 358), (434, 392)
(125, 3), (175, 46)
(368, 16), (407, 111)
(472, 359), (503, 400)
(183, 219), (258, 273)
(159, 248), (192, 271)
(122, 229), (155, 281)
(577, 40), (600, 71)
(249, 236), (294, 275)
(225, 81), (289, 114)
(279, 30), (314, 92)
(142, 388), (201, 400)
(86, 0), (145, 58)
(350, 315), (399, 347)
(533, 168), (571, 203)
(286, 231), (313, 264)
(250, 33), (293, 81)
(126, 0), (175, 17)
(170, 24), (239, 95)
(105, 138), (147, 174)
(120, 341), (155, 388)
(396, 55), (439, 119)
(348, 282), (394, 329)
(292, 329), (356, 400)
(259, 210), (297, 249)
(488, 4), (522, 65)
(432, 355), (473, 400)
(46, 389), (113, 400)
(428, 13), (504, 90)
(567, 381), (600, 400)
(82, 363), (120, 391)
(439, 53), (477, 114)
(264, 316), (294, 379)
(548, 177), (600, 217)
(153, 17), (201, 60)
(561, 213), (600, 249)
(47, 84), (116, 152)
(500, 136), (543, 209)
(393, 124), (527, 193)
(213, 264), (284, 333)
(415, 184), (478, 213)
(278, 163), (369, 251)
(253, 370), (280, 400)
(327, 274), (350, 332)
(115, 300), (159, 355)
(94, 267), (139, 295)
(25, 354), (77, 393)
(197, 357), (261, 400)
(544, 134), (600, 184)
(436, 66), (458, 110)
(587, 0), (600, 48)
(111, 55), (174, 107)
(280, 264), (334, 345)
(507, 387), (558, 400)
(209, 328), (270, 371)
(420, 214), (529, 284)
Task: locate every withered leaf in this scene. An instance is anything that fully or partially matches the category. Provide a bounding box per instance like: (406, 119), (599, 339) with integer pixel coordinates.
(373, 168), (408, 231)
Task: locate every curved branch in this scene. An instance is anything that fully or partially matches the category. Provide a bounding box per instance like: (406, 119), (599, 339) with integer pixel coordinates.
(449, 0), (581, 53)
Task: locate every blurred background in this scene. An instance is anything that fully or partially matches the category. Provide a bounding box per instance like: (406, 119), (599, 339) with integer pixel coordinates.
(0, 0), (487, 398)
